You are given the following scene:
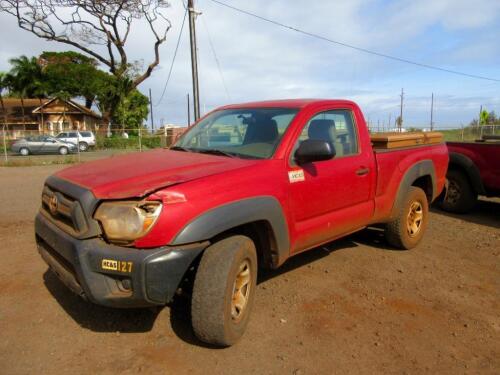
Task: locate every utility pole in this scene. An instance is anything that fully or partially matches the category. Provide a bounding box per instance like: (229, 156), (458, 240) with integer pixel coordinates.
(388, 113), (392, 131)
(430, 93), (434, 131)
(149, 88), (154, 132)
(188, 0), (201, 121)
(187, 93), (191, 126)
(399, 88), (404, 132)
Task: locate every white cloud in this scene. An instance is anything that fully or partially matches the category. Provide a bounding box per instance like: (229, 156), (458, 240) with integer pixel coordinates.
(0, 0), (499, 126)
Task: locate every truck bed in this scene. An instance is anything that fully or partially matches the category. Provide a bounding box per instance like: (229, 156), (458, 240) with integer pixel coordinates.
(371, 132), (443, 149)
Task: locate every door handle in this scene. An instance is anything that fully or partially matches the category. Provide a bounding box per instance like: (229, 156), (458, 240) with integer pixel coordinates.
(356, 167), (370, 176)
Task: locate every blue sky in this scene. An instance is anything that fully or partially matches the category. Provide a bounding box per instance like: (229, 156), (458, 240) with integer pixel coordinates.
(0, 0), (499, 128)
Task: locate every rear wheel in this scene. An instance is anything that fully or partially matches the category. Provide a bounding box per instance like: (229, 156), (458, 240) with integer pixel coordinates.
(78, 142), (88, 152)
(385, 186), (429, 249)
(19, 147), (30, 156)
(58, 146), (69, 155)
(439, 169), (477, 213)
(191, 235), (257, 347)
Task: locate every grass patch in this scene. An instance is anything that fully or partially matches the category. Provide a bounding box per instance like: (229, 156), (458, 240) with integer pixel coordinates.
(0, 156), (77, 167)
(440, 128), (477, 142)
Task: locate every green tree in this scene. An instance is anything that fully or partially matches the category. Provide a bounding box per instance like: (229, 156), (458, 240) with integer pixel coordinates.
(3, 52), (152, 132)
(1, 0), (171, 122)
(479, 109), (489, 125)
(114, 89), (149, 132)
(39, 51), (101, 108)
(0, 72), (9, 121)
(3, 55), (47, 129)
(4, 56), (46, 98)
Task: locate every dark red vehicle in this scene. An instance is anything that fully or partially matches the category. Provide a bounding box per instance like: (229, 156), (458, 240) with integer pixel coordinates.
(440, 139), (500, 213)
(35, 99), (448, 346)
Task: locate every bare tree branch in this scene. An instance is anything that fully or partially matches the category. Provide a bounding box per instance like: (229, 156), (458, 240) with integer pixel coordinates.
(0, 0), (171, 90)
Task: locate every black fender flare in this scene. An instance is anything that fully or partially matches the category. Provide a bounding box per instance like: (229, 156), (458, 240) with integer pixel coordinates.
(171, 196), (290, 267)
(448, 152), (485, 195)
(389, 160), (437, 220)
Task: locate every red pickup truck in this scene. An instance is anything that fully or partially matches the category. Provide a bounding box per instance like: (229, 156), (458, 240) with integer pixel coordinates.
(439, 139), (500, 213)
(35, 99), (448, 346)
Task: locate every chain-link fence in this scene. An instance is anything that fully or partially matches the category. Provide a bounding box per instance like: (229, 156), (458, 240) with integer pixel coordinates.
(2, 124), (498, 166)
(367, 124), (499, 142)
(1, 126), (186, 166)
(438, 124), (499, 142)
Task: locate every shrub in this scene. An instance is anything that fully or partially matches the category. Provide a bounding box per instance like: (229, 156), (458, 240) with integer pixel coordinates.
(95, 135), (162, 149)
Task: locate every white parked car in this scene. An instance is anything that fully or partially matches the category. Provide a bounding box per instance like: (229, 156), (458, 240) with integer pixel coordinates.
(56, 131), (96, 151)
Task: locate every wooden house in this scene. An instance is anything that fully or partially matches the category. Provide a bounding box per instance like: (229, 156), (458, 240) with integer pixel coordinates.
(0, 97), (101, 138)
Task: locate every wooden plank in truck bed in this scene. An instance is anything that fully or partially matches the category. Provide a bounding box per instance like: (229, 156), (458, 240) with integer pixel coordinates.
(371, 132), (443, 149)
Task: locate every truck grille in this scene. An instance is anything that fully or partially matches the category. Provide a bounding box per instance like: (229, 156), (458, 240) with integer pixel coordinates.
(41, 185), (89, 237)
(40, 176), (102, 239)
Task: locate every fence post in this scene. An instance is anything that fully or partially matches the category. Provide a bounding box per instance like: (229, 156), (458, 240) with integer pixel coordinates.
(2, 125), (7, 164)
(138, 127), (142, 152)
(77, 132), (81, 162)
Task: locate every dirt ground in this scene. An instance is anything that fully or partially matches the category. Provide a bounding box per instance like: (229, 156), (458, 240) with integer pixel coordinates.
(0, 165), (499, 375)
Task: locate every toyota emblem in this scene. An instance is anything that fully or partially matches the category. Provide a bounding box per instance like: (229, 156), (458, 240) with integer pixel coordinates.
(49, 195), (58, 215)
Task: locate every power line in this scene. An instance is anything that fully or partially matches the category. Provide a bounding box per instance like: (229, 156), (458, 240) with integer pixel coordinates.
(201, 12), (231, 101)
(155, 7), (188, 107)
(208, 0), (500, 83)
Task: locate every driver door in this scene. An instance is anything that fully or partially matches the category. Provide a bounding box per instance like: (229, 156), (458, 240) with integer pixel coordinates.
(287, 108), (375, 253)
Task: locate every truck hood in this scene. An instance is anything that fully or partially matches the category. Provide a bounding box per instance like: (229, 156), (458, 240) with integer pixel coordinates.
(55, 149), (259, 199)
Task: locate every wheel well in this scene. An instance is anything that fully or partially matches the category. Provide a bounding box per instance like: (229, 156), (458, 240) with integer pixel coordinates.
(448, 162), (474, 191)
(448, 153), (485, 195)
(412, 175), (433, 202)
(210, 221), (278, 269)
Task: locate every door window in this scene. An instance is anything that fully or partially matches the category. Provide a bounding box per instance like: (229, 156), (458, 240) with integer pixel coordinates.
(295, 110), (358, 158)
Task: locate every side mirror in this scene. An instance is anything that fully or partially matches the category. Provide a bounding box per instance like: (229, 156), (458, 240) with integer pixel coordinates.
(294, 139), (335, 164)
(52, 140), (57, 143)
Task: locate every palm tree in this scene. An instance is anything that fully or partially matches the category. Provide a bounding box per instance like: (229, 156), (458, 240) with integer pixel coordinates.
(5, 56), (46, 132)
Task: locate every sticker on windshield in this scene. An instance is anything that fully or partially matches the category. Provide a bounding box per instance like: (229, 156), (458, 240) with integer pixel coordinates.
(288, 169), (305, 183)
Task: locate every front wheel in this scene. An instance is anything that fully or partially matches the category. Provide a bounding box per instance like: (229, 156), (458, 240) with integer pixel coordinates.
(191, 235), (257, 347)
(78, 142), (88, 152)
(19, 147), (30, 156)
(58, 146), (69, 155)
(385, 186), (429, 249)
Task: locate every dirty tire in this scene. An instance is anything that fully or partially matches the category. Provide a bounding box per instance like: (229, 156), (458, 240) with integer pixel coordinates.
(385, 186), (429, 250)
(439, 169), (477, 214)
(191, 235), (257, 347)
(58, 146), (69, 155)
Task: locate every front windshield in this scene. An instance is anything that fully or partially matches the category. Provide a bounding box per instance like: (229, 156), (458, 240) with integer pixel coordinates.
(175, 108), (299, 159)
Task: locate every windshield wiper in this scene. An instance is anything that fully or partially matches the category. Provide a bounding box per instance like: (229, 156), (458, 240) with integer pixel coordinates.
(194, 148), (236, 158)
(170, 146), (191, 152)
